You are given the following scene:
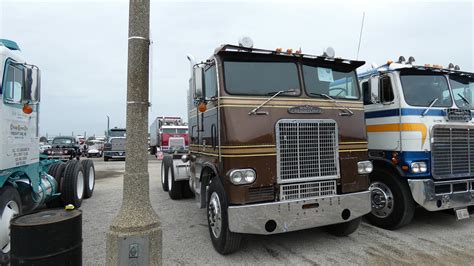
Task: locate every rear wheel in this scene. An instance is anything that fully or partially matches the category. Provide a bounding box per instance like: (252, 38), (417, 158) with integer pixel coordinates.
(366, 168), (415, 230)
(81, 160), (95, 198)
(0, 186), (21, 264)
(207, 178), (241, 255)
(104, 156), (109, 162)
(161, 158), (169, 192)
(167, 159), (183, 200)
(61, 160), (85, 208)
(326, 217), (361, 236)
(46, 162), (67, 208)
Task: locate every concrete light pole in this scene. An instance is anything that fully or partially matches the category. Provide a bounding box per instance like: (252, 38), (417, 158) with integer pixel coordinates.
(106, 0), (161, 265)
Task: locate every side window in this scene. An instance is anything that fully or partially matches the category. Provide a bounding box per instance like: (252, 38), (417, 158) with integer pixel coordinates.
(204, 65), (217, 99)
(380, 76), (394, 103)
(4, 65), (23, 103)
(362, 81), (371, 105)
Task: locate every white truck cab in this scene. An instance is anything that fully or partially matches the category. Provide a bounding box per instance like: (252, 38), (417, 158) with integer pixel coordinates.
(359, 57), (474, 229)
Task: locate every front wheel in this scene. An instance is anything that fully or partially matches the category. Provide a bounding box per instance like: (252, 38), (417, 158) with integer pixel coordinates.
(325, 217), (361, 236)
(0, 186), (22, 264)
(207, 179), (241, 255)
(366, 168), (415, 230)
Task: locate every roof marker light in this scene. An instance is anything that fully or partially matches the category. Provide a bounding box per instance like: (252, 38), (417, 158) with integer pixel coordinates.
(276, 48), (283, 53)
(398, 56), (406, 63)
(455, 65), (460, 71)
(408, 56), (416, 65)
(448, 63), (455, 70)
(286, 48), (293, 53)
(238, 36), (254, 48)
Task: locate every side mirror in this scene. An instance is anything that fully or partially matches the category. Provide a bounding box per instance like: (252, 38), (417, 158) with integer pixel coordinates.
(369, 76), (379, 103)
(193, 67), (204, 100)
(23, 65), (40, 103)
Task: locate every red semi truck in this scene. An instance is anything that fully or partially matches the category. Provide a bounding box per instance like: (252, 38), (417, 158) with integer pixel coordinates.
(149, 116), (189, 156)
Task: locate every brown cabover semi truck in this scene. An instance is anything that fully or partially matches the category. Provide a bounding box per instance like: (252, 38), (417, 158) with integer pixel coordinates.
(161, 38), (373, 254)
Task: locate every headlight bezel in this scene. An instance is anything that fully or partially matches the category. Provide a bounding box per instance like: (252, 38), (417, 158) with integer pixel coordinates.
(410, 161), (427, 173)
(229, 168), (256, 185)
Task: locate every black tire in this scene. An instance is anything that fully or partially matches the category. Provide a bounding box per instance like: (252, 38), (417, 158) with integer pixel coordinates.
(167, 158), (183, 200)
(81, 160), (95, 199)
(0, 186), (22, 264)
(326, 217), (361, 237)
(46, 162), (67, 208)
(366, 168), (415, 230)
(161, 159), (169, 192)
(61, 160), (85, 208)
(181, 180), (194, 199)
(104, 156), (109, 162)
(207, 178), (241, 255)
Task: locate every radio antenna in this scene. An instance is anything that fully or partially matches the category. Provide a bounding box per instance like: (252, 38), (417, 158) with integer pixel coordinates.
(356, 12), (365, 60)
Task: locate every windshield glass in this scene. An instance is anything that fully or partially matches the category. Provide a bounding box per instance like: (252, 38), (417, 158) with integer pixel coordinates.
(162, 129), (176, 134)
(109, 130), (126, 137)
(223, 61), (300, 95)
(303, 65), (359, 100)
(53, 138), (73, 145)
(177, 129), (187, 134)
(400, 73), (451, 107)
(449, 75), (474, 109)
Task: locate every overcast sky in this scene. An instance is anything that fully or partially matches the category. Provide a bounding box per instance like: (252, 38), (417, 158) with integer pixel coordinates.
(1, 0), (473, 137)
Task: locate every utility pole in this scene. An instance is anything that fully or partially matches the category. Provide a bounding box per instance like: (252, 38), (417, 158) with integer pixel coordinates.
(106, 0), (161, 265)
(107, 115), (110, 138)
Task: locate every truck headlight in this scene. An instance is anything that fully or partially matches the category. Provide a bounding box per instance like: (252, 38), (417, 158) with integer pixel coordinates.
(229, 169), (256, 185)
(410, 162), (427, 173)
(357, 161), (373, 174)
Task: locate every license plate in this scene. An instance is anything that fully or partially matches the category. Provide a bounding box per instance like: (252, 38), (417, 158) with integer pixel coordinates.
(455, 208), (470, 220)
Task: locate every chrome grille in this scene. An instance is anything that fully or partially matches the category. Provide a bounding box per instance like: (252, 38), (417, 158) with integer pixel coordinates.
(280, 180), (337, 200)
(276, 119), (339, 183)
(432, 126), (474, 179)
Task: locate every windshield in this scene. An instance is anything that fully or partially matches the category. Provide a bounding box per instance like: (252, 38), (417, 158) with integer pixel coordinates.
(177, 129), (187, 134)
(53, 138), (73, 145)
(223, 61), (300, 95)
(449, 75), (474, 109)
(303, 65), (359, 100)
(400, 73), (452, 107)
(109, 130), (126, 137)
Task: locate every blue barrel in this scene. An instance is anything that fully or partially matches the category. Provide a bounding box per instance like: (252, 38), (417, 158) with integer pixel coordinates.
(10, 209), (82, 265)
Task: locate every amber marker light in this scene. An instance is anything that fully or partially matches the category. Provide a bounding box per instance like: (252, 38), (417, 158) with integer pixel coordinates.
(387, 60), (393, 65)
(401, 165), (409, 172)
(275, 48), (283, 52)
(198, 102), (207, 113)
(22, 103), (33, 114)
(286, 48), (293, 53)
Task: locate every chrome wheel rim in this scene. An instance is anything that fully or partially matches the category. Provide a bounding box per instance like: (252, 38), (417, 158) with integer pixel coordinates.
(77, 171), (84, 200)
(88, 166), (95, 191)
(0, 200), (20, 253)
(369, 181), (394, 218)
(208, 192), (222, 238)
(168, 167), (172, 191)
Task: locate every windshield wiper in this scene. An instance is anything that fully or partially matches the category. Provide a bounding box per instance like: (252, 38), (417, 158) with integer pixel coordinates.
(458, 93), (471, 108)
(309, 93), (354, 116)
(422, 97), (438, 117)
(248, 89), (296, 115)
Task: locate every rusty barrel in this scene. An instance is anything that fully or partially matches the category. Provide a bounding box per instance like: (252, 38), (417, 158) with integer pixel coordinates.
(10, 209), (82, 265)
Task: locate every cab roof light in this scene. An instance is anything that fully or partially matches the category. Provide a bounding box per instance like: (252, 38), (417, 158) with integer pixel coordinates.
(295, 48), (302, 54)
(238, 36), (254, 48)
(433, 64), (443, 69)
(448, 63), (455, 70)
(455, 65), (460, 71)
(408, 56), (415, 65)
(275, 47), (283, 53)
(387, 60), (394, 65)
(286, 48), (293, 54)
(322, 47), (335, 58)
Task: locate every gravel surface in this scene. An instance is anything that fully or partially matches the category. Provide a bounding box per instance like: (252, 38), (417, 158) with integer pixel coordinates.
(82, 157), (474, 265)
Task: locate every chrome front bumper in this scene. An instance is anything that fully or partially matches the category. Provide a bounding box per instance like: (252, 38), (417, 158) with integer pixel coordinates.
(408, 179), (474, 211)
(227, 190), (371, 235)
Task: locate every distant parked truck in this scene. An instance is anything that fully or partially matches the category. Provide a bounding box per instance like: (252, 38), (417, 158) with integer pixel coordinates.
(0, 39), (95, 263)
(359, 57), (474, 229)
(149, 116), (188, 155)
(162, 38), (373, 254)
(103, 137), (126, 161)
(43, 136), (81, 160)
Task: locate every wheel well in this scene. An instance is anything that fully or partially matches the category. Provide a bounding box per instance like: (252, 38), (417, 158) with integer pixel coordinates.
(200, 166), (218, 207)
(371, 159), (405, 178)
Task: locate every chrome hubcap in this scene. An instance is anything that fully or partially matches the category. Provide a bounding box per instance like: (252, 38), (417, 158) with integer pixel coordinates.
(0, 200), (20, 253)
(167, 167), (172, 191)
(77, 171), (84, 200)
(369, 181), (394, 218)
(208, 192), (222, 238)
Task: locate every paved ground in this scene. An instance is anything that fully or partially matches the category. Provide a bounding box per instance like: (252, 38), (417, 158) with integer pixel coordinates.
(82, 157), (474, 265)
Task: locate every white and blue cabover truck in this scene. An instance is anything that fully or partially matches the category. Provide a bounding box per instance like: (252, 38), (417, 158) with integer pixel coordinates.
(0, 39), (95, 262)
(359, 57), (474, 229)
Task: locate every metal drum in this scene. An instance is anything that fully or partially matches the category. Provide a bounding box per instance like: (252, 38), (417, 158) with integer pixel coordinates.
(10, 209), (82, 265)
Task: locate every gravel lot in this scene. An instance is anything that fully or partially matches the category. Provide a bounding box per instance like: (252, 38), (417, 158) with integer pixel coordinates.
(82, 157), (474, 265)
